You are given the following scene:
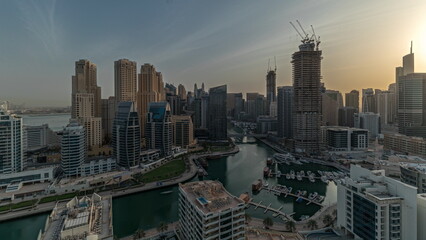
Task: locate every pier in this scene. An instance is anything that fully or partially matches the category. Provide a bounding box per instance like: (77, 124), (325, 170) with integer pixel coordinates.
(247, 200), (295, 221)
(261, 186), (324, 207)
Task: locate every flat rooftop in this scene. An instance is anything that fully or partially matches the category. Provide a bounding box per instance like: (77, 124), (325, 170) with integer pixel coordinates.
(401, 162), (426, 174)
(180, 180), (244, 214)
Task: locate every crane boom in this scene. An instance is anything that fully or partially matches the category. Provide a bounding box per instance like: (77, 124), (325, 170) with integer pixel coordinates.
(296, 20), (308, 38)
(310, 25), (318, 42)
(290, 21), (304, 40)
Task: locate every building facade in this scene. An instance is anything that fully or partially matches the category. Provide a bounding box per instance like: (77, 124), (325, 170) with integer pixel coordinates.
(292, 39), (322, 153)
(383, 133), (426, 158)
(277, 86), (293, 138)
(114, 59), (137, 103)
(145, 102), (173, 157)
(208, 85), (227, 140)
(61, 122), (86, 177)
(354, 112), (381, 139)
(178, 181), (246, 240)
(338, 107), (358, 128)
(345, 90), (359, 110)
(0, 110), (24, 174)
(172, 115), (194, 148)
(337, 165), (418, 240)
(322, 126), (368, 151)
(112, 102), (141, 168)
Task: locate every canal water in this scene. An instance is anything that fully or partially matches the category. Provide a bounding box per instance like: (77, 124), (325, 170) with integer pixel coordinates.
(0, 116), (338, 239)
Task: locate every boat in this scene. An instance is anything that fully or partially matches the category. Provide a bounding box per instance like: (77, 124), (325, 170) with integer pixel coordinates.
(263, 181), (269, 187)
(160, 190), (173, 195)
(296, 174), (302, 181)
(263, 167), (271, 177)
(296, 190), (302, 196)
(300, 170), (305, 177)
(312, 192), (318, 199)
(299, 215), (309, 221)
(309, 174), (315, 183)
(316, 196), (325, 202)
(286, 174), (291, 179)
(276, 170), (282, 178)
(302, 190), (307, 196)
(290, 170), (295, 179)
(252, 179), (262, 191)
(266, 157), (273, 166)
(287, 187), (293, 193)
(296, 197), (304, 203)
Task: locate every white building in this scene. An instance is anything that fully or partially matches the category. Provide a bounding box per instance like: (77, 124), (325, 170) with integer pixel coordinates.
(337, 165), (419, 240)
(354, 112), (381, 139)
(0, 110), (24, 174)
(24, 124), (59, 152)
(61, 122), (86, 177)
(321, 126), (368, 152)
(178, 181), (246, 240)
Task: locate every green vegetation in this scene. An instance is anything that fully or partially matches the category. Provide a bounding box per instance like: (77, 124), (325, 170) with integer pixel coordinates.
(135, 159), (186, 183)
(285, 220), (296, 232)
(307, 219), (318, 230)
(39, 192), (78, 204)
(323, 214), (334, 227)
(0, 199), (38, 212)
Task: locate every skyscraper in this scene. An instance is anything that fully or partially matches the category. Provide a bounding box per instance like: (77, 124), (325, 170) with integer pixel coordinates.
(101, 96), (116, 142)
(71, 59), (103, 148)
(338, 107), (358, 127)
(277, 86), (293, 138)
(178, 84), (187, 100)
(292, 35), (322, 153)
(72, 59), (101, 118)
(322, 89), (343, 126)
(354, 112), (381, 139)
(208, 85), (227, 140)
(137, 64), (165, 138)
(376, 90), (396, 125)
(172, 115), (194, 148)
(345, 90), (359, 110)
(112, 102), (141, 168)
(61, 122), (86, 177)
(0, 110), (23, 174)
(145, 102), (173, 157)
(266, 63), (277, 115)
(362, 88), (376, 113)
(114, 59), (137, 103)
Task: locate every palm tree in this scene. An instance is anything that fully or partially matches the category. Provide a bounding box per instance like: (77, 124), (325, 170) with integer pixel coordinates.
(285, 220), (296, 232)
(323, 214), (333, 227)
(307, 219), (318, 230)
(263, 217), (273, 229)
(245, 213), (252, 224)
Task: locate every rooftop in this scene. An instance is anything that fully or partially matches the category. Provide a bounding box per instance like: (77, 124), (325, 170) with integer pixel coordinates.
(180, 180), (244, 214)
(401, 162), (426, 174)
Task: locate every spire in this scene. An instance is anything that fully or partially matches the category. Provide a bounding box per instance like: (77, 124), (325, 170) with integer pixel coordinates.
(410, 40), (413, 54)
(274, 56), (277, 72)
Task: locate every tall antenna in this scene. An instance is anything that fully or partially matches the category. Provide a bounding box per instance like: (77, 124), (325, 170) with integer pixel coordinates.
(274, 56), (277, 72)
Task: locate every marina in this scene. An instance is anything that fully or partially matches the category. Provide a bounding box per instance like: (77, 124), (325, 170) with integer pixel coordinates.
(247, 200), (295, 221)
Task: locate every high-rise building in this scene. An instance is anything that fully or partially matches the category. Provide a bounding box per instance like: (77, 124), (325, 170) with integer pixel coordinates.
(145, 102), (173, 157)
(338, 107), (358, 127)
(24, 124), (59, 152)
(178, 181), (246, 240)
(337, 165), (419, 240)
(345, 90), (359, 110)
(172, 115), (194, 148)
(112, 102), (141, 168)
(277, 86), (293, 138)
(71, 60), (103, 148)
(208, 85), (227, 140)
(322, 126), (368, 151)
(101, 97), (116, 142)
(226, 93), (243, 119)
(354, 112), (381, 139)
(0, 110), (23, 174)
(137, 64), (165, 138)
(362, 88), (376, 113)
(376, 90), (396, 125)
(114, 59), (137, 103)
(397, 73), (426, 137)
(403, 42), (414, 75)
(266, 65), (277, 115)
(322, 89), (343, 126)
(61, 122), (86, 177)
(72, 59), (101, 118)
(292, 36), (322, 153)
(178, 84), (187, 100)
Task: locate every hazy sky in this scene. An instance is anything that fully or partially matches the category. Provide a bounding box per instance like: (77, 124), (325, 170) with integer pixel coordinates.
(1, 0), (426, 107)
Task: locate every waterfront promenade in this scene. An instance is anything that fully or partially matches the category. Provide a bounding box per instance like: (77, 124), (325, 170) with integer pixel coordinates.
(0, 145), (239, 222)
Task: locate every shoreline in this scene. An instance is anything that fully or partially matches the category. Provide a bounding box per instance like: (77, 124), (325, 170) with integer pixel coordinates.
(0, 146), (240, 222)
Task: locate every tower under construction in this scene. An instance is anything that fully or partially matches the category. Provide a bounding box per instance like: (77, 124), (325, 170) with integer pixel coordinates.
(266, 58), (277, 115)
(291, 22), (322, 154)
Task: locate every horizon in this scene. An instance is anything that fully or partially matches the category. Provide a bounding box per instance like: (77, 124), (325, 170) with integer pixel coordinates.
(1, 0), (426, 107)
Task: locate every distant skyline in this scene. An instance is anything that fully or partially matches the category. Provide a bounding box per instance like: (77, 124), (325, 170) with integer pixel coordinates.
(1, 0), (426, 106)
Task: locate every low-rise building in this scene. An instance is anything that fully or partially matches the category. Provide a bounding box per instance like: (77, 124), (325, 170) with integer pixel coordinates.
(79, 158), (117, 177)
(39, 193), (113, 240)
(256, 115), (277, 134)
(178, 181), (246, 240)
(321, 126), (368, 152)
(384, 133), (426, 158)
(400, 162), (426, 193)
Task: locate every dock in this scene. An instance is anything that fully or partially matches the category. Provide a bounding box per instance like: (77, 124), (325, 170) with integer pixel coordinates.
(248, 200), (295, 221)
(261, 186), (324, 207)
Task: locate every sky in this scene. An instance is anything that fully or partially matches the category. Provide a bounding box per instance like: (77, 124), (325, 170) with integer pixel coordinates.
(1, 0), (426, 107)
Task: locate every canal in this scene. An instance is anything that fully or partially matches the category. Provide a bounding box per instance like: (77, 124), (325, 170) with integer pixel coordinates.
(0, 116), (338, 239)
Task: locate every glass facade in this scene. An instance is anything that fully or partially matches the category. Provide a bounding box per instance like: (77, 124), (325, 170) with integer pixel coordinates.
(353, 194), (376, 240)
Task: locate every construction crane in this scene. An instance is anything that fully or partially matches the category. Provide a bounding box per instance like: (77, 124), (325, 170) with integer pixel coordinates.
(290, 20), (320, 50)
(274, 56), (277, 72)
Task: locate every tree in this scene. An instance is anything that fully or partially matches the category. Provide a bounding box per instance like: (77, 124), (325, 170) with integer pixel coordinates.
(245, 213), (252, 224)
(323, 214), (333, 227)
(307, 219), (318, 230)
(285, 220), (296, 232)
(263, 217), (273, 229)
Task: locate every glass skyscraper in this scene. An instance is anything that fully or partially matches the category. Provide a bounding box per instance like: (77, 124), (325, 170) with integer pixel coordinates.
(0, 110), (23, 174)
(145, 102), (173, 157)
